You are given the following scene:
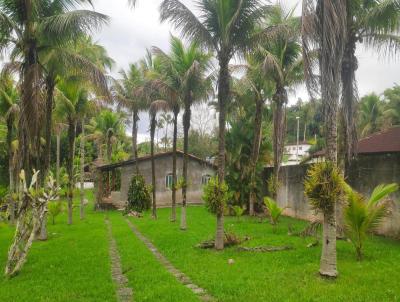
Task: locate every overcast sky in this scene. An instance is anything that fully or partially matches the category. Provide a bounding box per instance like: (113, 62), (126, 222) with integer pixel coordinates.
(91, 0), (400, 141)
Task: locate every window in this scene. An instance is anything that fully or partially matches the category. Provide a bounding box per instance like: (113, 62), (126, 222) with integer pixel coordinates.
(202, 175), (211, 185)
(165, 173), (173, 188)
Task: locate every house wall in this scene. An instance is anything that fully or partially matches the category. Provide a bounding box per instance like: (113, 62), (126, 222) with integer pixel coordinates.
(264, 153), (400, 237)
(118, 155), (216, 208)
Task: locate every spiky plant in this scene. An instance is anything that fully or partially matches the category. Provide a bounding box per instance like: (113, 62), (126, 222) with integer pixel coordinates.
(304, 162), (345, 277)
(343, 183), (399, 260)
(264, 197), (284, 232)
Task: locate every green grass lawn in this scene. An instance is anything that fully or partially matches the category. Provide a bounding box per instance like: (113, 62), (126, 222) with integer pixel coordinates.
(129, 206), (400, 302)
(1, 192), (399, 302)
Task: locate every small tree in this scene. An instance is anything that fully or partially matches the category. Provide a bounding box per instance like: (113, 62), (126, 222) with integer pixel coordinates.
(48, 201), (64, 225)
(343, 183), (399, 260)
(126, 174), (151, 213)
(264, 197), (285, 232)
(304, 162), (344, 277)
(202, 177), (231, 250)
(231, 205), (245, 222)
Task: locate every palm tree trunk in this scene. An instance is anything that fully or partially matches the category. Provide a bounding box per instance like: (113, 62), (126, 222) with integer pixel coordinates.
(67, 119), (76, 225)
(43, 77), (55, 181)
(249, 94), (263, 216)
(150, 115), (157, 219)
(56, 133), (61, 188)
(272, 88), (287, 199)
(215, 53), (230, 250)
(6, 118), (15, 224)
(341, 33), (358, 167)
(80, 118), (85, 220)
(107, 136), (112, 163)
(181, 101), (191, 230)
(171, 107), (179, 222)
(132, 109), (139, 174)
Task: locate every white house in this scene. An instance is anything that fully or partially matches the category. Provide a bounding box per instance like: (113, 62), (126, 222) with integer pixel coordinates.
(283, 141), (312, 166)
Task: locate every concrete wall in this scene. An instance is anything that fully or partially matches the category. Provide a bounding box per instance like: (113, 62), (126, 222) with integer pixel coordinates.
(119, 155), (216, 208)
(264, 153), (400, 237)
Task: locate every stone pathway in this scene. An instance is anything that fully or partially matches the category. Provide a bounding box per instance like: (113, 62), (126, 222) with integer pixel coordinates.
(125, 219), (215, 302)
(105, 217), (133, 302)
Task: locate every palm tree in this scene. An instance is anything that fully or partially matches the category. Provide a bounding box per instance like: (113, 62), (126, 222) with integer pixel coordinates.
(0, 0), (109, 180)
(341, 0), (400, 162)
(255, 4), (303, 199)
(302, 0), (347, 278)
(154, 36), (212, 230)
(160, 0), (266, 250)
(0, 71), (19, 223)
(149, 100), (169, 219)
(357, 93), (383, 137)
(343, 183), (399, 260)
(160, 112), (173, 151)
(113, 63), (147, 172)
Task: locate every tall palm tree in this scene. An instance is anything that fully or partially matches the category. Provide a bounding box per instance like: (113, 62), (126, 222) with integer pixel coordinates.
(357, 93), (383, 137)
(0, 71), (19, 223)
(341, 0), (400, 162)
(0, 0), (109, 181)
(113, 63), (147, 172)
(255, 4), (303, 199)
(149, 100), (169, 219)
(302, 0), (347, 278)
(160, 0), (266, 250)
(86, 110), (125, 163)
(154, 36), (212, 230)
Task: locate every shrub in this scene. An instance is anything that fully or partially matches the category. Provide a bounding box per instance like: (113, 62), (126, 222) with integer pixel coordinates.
(126, 174), (151, 213)
(202, 177), (231, 216)
(48, 201), (64, 225)
(231, 205), (245, 221)
(264, 197), (284, 231)
(343, 183), (399, 260)
(304, 162), (344, 215)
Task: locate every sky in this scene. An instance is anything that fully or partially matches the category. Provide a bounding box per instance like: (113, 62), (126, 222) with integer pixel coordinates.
(3, 1), (398, 141)
(90, 0), (400, 141)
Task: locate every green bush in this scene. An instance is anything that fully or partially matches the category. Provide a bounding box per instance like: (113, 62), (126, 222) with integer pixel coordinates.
(304, 162), (344, 215)
(126, 174), (151, 213)
(264, 197), (285, 230)
(48, 201), (64, 225)
(202, 177), (231, 216)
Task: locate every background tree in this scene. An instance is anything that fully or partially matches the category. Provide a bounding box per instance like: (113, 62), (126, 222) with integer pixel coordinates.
(154, 36), (211, 230)
(149, 100), (169, 219)
(257, 4), (303, 199)
(160, 0), (266, 250)
(341, 0), (400, 163)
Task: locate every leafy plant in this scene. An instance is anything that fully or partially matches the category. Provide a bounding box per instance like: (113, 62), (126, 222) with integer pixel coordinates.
(231, 205), (245, 221)
(48, 201), (64, 225)
(343, 183), (399, 260)
(126, 174), (151, 213)
(264, 197), (285, 232)
(202, 177), (231, 216)
(304, 162), (344, 215)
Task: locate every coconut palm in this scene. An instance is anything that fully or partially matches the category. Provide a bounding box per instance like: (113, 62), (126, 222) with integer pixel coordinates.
(113, 63), (147, 172)
(160, 0), (266, 250)
(341, 0), (400, 162)
(0, 0), (109, 180)
(154, 36), (212, 230)
(383, 85), (400, 127)
(149, 100), (169, 219)
(254, 4), (303, 199)
(0, 71), (20, 223)
(302, 0), (347, 278)
(87, 111), (125, 163)
(343, 183), (399, 260)
(357, 93), (383, 137)
(40, 35), (113, 181)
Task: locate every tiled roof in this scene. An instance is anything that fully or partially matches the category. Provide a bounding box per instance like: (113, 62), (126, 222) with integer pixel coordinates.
(98, 150), (216, 171)
(311, 126), (400, 158)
